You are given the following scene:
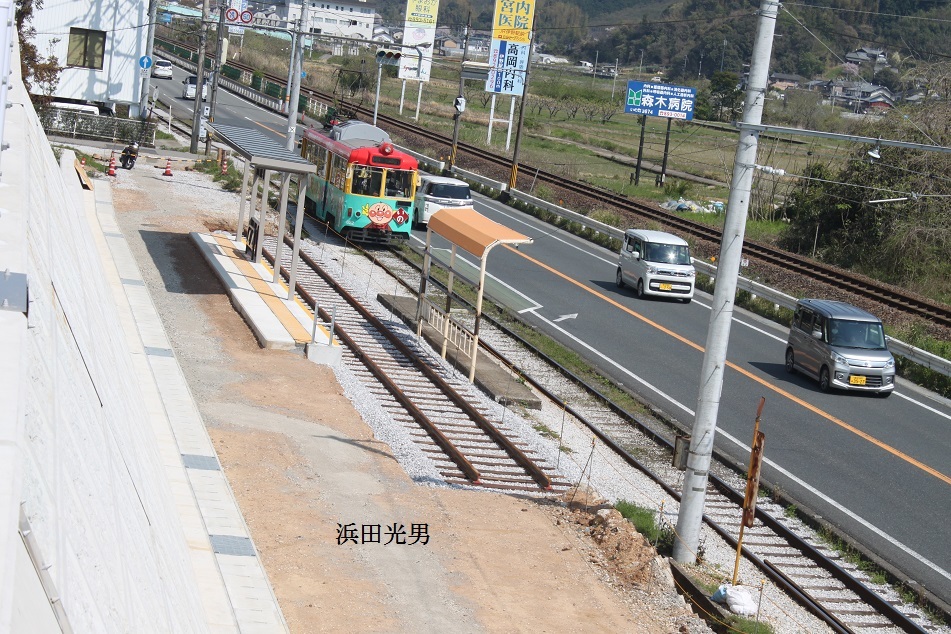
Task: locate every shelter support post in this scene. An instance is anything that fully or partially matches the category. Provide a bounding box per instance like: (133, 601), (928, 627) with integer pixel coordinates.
(287, 179), (309, 300)
(469, 255), (489, 383)
(236, 160), (252, 245)
(273, 173), (291, 283)
(415, 229), (433, 336)
(441, 245), (457, 359)
(254, 169), (272, 264)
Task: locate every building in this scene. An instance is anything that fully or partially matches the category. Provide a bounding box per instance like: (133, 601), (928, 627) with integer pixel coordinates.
(286, 0), (376, 43)
(28, 0), (149, 115)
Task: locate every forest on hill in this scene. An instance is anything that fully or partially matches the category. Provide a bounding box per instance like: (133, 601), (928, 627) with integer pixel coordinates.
(379, 0), (951, 81)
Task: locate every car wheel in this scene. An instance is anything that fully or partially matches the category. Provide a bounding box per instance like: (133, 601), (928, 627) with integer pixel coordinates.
(636, 279), (645, 298)
(682, 297), (691, 304)
(819, 366), (831, 392)
(784, 348), (795, 374)
(877, 390), (892, 398)
(616, 268), (625, 289)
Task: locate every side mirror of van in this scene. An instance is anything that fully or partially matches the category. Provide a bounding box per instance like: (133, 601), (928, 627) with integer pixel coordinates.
(632, 250), (641, 260)
(812, 328), (823, 340)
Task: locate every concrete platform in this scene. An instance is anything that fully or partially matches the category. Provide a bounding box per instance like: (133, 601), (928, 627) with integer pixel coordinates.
(377, 294), (542, 410)
(191, 232), (341, 365)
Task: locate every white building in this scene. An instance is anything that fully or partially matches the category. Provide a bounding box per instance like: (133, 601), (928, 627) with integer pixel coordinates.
(29, 0), (149, 115)
(286, 0), (376, 43)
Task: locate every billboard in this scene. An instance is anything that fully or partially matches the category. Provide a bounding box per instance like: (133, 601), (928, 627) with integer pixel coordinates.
(485, 40), (529, 95)
(485, 0), (535, 95)
(625, 81), (697, 120)
(398, 0), (440, 81)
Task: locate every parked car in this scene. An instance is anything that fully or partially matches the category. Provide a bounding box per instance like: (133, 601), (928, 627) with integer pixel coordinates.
(152, 59), (173, 79)
(181, 75), (208, 100)
(785, 298), (895, 396)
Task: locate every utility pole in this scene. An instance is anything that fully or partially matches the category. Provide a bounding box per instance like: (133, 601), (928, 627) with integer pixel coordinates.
(507, 30), (534, 190)
(190, 0), (211, 154)
(138, 0), (159, 118)
(448, 14), (471, 169)
(209, 0), (226, 125)
(698, 51), (703, 79)
(639, 49), (644, 77)
(672, 0), (780, 565)
(720, 38), (727, 72)
(285, 1), (308, 151)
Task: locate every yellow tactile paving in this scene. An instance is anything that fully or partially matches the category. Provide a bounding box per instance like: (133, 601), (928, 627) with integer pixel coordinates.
(212, 236), (312, 345)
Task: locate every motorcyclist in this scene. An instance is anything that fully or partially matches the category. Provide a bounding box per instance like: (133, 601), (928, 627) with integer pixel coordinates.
(120, 141), (139, 169)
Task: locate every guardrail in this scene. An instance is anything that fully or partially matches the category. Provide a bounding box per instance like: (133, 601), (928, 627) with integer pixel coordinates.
(450, 166), (507, 194)
(396, 145), (444, 173)
(161, 46), (951, 380)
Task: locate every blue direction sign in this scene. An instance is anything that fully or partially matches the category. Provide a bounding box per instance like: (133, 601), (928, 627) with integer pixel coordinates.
(625, 81), (697, 120)
(139, 55), (153, 70)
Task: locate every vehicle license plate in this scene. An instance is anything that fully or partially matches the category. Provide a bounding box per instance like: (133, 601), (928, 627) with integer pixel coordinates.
(660, 283), (673, 291)
(849, 375), (867, 385)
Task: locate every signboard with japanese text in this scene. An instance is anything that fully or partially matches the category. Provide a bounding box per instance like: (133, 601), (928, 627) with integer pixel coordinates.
(486, 0), (535, 95)
(491, 0), (534, 43)
(398, 0), (440, 81)
(625, 81), (697, 120)
(485, 39), (529, 95)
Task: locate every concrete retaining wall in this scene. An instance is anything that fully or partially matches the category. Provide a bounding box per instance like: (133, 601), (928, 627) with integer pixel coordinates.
(0, 48), (210, 633)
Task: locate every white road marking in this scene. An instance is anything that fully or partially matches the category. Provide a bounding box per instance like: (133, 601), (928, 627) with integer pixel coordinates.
(553, 313), (578, 322)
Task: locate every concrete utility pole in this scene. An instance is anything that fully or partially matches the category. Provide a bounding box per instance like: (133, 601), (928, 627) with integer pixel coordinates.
(448, 15), (471, 169)
(285, 0), (308, 151)
(507, 31), (534, 190)
(672, 0), (780, 565)
(138, 0), (159, 117)
(209, 0), (227, 125)
(190, 0), (211, 154)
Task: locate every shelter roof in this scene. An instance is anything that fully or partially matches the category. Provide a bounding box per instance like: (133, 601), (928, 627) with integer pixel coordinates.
(207, 123), (316, 174)
(428, 207), (531, 258)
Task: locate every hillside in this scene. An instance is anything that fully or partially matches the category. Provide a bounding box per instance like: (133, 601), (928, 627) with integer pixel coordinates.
(380, 0), (951, 80)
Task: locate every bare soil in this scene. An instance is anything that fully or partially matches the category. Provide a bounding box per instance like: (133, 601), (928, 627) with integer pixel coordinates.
(106, 165), (713, 633)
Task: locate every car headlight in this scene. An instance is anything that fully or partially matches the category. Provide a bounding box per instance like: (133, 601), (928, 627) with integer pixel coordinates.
(885, 358), (895, 369)
(646, 265), (658, 274)
(832, 352), (847, 365)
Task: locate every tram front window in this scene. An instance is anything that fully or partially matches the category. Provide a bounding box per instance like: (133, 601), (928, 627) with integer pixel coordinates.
(385, 170), (413, 198)
(352, 166), (383, 196)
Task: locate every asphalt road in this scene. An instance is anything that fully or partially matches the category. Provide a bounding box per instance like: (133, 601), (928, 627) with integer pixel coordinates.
(153, 57), (951, 608)
(411, 195), (951, 608)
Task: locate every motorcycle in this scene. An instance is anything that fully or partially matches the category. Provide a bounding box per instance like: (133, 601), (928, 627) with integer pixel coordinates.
(120, 143), (139, 169)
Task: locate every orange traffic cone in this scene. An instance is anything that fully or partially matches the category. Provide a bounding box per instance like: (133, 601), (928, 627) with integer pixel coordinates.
(163, 158), (173, 177)
(107, 154), (116, 177)
(220, 157), (228, 175)
(80, 156), (86, 166)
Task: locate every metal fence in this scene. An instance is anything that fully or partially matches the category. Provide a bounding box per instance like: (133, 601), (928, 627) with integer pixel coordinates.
(38, 108), (156, 145)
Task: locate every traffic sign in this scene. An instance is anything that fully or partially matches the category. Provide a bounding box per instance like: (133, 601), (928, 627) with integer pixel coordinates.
(225, 7), (239, 21)
(139, 55), (153, 70)
(240, 9), (253, 24)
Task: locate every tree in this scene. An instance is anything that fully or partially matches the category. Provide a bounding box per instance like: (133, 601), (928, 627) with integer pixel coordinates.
(708, 72), (741, 122)
(16, 0), (62, 98)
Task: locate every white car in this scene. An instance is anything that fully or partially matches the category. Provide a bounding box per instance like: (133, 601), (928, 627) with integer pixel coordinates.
(152, 59), (173, 79)
(181, 75), (208, 101)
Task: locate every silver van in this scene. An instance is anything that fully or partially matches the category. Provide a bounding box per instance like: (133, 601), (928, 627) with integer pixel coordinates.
(785, 299), (895, 396)
(414, 175), (472, 227)
(616, 229), (695, 303)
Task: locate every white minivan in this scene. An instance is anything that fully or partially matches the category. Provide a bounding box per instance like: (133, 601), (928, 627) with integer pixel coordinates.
(616, 229), (696, 303)
(414, 175), (472, 227)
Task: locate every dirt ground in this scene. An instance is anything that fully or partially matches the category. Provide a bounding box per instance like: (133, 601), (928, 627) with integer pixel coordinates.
(107, 163), (711, 633)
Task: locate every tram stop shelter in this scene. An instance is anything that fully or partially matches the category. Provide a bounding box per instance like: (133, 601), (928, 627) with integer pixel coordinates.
(415, 206), (532, 383)
(206, 123), (317, 300)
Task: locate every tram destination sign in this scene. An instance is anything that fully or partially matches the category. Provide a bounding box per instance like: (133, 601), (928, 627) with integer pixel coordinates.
(625, 81), (696, 120)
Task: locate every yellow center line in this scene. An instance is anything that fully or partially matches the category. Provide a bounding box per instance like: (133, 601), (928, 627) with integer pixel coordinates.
(504, 244), (951, 486)
(249, 119), (287, 138)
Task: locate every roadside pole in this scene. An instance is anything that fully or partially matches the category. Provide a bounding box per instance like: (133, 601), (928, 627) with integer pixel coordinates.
(285, 2), (308, 151)
(190, 0), (211, 154)
(138, 0), (159, 118)
(448, 16), (471, 169)
(672, 0), (780, 565)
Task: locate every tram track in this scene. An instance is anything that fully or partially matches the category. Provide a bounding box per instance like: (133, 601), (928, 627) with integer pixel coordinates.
(258, 235), (566, 494)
